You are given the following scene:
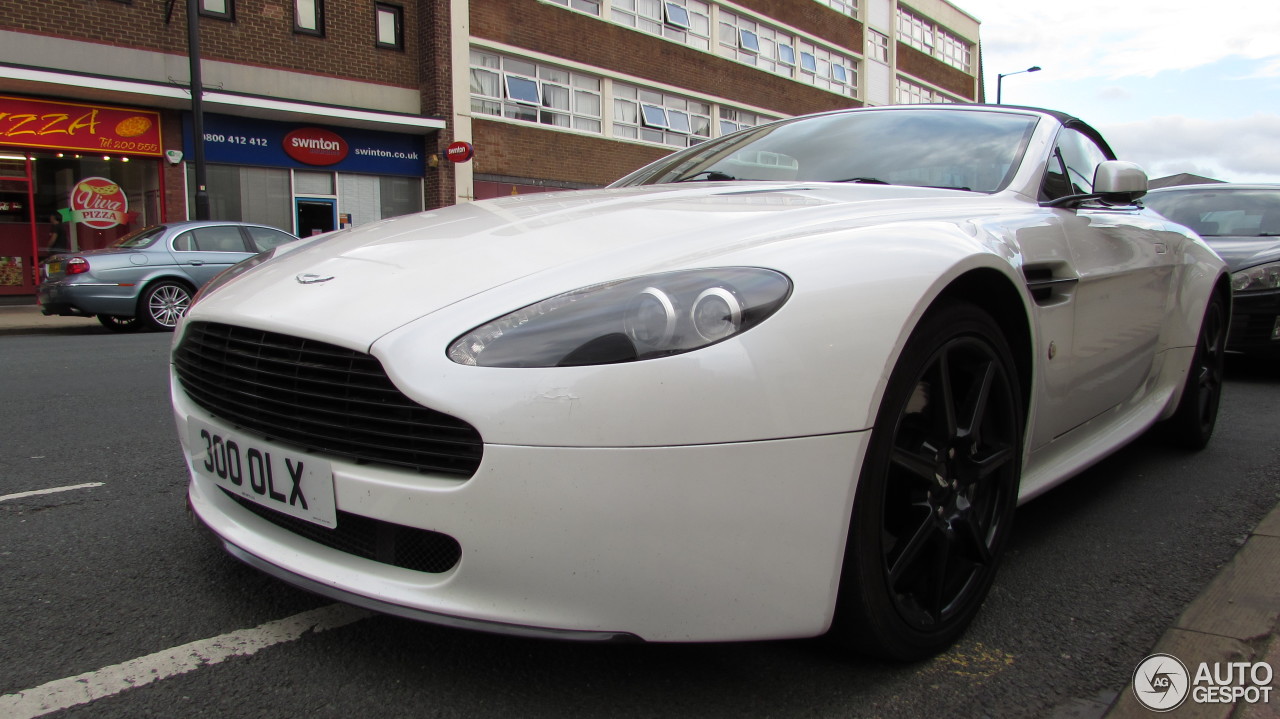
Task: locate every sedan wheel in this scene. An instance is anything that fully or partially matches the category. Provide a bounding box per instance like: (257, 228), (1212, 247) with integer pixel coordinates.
(833, 302), (1023, 660)
(140, 281), (193, 331)
(96, 314), (143, 333)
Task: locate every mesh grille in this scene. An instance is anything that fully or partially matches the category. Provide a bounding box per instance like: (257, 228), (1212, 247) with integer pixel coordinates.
(225, 490), (461, 573)
(175, 322), (483, 476)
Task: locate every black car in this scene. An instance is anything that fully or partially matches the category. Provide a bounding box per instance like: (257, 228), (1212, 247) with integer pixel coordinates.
(1144, 184), (1280, 355)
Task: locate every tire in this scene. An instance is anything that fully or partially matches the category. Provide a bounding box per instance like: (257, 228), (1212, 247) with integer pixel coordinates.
(96, 314), (143, 333)
(139, 280), (193, 332)
(831, 302), (1024, 661)
(1162, 291), (1226, 449)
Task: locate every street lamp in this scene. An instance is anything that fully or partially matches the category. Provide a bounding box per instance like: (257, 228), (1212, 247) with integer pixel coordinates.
(996, 66), (1041, 104)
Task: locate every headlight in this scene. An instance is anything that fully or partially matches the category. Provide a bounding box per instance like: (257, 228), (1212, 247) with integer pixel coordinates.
(448, 268), (792, 367)
(1232, 262), (1280, 293)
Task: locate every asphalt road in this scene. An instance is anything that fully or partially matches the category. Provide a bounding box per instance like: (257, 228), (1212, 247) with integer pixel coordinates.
(1, 330), (1277, 719)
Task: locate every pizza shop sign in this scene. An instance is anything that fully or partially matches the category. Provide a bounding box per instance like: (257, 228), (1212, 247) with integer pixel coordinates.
(70, 177), (128, 230)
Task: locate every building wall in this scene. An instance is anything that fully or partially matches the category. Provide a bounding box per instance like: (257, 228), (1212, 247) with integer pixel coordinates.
(473, 118), (669, 188)
(0, 0), (419, 90)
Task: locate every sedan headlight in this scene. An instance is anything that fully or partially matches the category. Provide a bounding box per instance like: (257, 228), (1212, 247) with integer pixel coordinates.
(448, 268), (792, 367)
(1231, 262), (1280, 293)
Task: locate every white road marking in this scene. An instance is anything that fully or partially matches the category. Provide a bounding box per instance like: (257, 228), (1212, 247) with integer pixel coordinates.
(0, 604), (371, 719)
(0, 482), (104, 503)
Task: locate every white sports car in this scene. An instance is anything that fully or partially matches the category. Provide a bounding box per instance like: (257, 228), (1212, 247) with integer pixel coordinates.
(173, 105), (1228, 660)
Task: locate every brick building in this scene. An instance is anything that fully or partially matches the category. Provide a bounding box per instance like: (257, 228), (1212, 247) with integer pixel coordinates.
(0, 0), (980, 299)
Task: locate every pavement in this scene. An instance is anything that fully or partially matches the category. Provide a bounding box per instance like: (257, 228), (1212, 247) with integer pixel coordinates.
(2, 301), (1277, 717)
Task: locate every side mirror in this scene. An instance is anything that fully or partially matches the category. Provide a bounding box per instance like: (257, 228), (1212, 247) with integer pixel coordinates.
(1093, 161), (1148, 203)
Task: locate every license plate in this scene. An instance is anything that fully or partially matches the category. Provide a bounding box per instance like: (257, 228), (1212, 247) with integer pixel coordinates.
(47, 261), (62, 275)
(187, 418), (337, 528)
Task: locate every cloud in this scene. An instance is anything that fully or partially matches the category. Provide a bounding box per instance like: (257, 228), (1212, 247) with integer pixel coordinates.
(967, 0), (1280, 80)
(1100, 114), (1280, 182)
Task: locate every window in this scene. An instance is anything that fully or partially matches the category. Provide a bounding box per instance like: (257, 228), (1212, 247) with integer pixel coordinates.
(247, 226), (297, 252)
(717, 10), (792, 78)
(896, 77), (938, 104)
(294, 0), (323, 35)
(199, 0), (233, 20)
(614, 84), (711, 147)
(935, 29), (971, 72)
(777, 43), (795, 66)
(867, 30), (889, 63)
(897, 8), (933, 53)
(375, 3), (403, 49)
(545, 0), (601, 14)
(814, 0), (856, 16)
(1041, 129), (1110, 200)
(898, 8), (971, 71)
(611, 0), (711, 51)
(796, 40), (856, 96)
(470, 50), (603, 134)
(664, 2), (690, 29)
(718, 108), (774, 137)
(174, 226), (250, 253)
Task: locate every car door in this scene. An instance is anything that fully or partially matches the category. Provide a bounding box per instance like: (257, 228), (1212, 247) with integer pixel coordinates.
(169, 225), (255, 287)
(1041, 128), (1181, 437)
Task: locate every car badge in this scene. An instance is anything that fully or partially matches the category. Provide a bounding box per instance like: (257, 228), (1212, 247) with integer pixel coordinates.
(296, 273), (335, 285)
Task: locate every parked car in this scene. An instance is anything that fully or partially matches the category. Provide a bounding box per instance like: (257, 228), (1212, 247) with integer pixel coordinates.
(38, 220), (299, 332)
(1142, 184), (1280, 355)
(173, 105), (1228, 660)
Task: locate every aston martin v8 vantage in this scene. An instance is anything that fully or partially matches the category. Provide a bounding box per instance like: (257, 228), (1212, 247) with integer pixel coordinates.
(172, 105), (1228, 659)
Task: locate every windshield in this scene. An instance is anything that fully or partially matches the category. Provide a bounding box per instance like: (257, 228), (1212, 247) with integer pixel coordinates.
(112, 225), (166, 249)
(1143, 190), (1280, 237)
(612, 108), (1040, 194)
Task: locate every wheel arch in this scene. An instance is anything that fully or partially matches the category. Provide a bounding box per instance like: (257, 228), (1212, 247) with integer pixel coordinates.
(930, 267), (1035, 423)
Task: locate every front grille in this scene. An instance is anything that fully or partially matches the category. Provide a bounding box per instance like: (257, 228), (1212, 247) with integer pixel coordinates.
(225, 490), (461, 573)
(175, 322), (483, 476)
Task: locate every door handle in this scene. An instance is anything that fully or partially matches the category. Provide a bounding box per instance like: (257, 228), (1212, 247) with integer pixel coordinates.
(188, 260), (205, 266)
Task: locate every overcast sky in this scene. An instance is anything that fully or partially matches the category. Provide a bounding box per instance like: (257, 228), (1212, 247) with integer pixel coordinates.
(956, 0), (1280, 183)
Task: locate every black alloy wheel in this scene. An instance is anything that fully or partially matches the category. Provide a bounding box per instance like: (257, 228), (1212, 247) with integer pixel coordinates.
(833, 302), (1023, 660)
(97, 314), (143, 333)
(1163, 291), (1226, 449)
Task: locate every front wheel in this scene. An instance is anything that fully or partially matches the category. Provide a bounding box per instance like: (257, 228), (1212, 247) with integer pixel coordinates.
(139, 280), (193, 332)
(831, 303), (1024, 660)
(1161, 291), (1226, 449)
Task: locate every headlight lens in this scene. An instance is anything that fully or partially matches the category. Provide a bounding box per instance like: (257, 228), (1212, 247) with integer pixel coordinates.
(1231, 262), (1280, 293)
(448, 268), (791, 367)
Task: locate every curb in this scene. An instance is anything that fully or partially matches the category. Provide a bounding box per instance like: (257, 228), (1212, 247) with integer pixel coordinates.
(1105, 501), (1280, 718)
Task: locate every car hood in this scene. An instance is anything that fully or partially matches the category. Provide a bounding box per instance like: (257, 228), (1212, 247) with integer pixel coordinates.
(190, 182), (988, 348)
(1202, 235), (1280, 272)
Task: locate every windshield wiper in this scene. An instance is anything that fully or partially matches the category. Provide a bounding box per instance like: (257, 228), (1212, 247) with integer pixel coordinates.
(834, 177), (890, 184)
(674, 170), (738, 182)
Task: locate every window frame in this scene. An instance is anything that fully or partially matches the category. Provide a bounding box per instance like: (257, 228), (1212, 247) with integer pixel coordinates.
(293, 0), (324, 36)
(199, 0), (234, 21)
(374, 2), (404, 50)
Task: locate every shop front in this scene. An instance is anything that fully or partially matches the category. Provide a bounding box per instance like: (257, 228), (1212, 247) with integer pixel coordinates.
(183, 114), (427, 237)
(0, 95), (165, 298)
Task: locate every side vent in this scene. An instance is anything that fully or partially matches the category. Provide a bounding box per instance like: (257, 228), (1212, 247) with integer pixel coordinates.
(1023, 264), (1078, 305)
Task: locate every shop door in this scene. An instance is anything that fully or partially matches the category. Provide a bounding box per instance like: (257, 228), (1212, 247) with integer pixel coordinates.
(0, 155), (37, 295)
(296, 198), (336, 237)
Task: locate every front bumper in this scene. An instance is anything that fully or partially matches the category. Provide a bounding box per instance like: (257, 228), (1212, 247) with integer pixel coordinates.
(176, 382), (869, 643)
(1228, 289), (1280, 354)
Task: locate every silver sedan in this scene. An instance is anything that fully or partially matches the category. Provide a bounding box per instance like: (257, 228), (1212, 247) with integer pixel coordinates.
(38, 220), (297, 332)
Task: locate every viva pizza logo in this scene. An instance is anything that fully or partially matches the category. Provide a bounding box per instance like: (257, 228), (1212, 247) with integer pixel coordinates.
(70, 177), (128, 230)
